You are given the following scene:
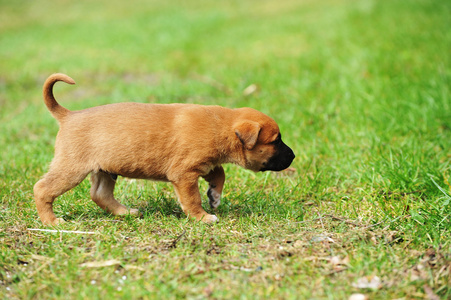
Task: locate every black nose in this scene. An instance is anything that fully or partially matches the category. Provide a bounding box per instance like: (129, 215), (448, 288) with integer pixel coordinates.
(284, 147), (295, 167)
(260, 142), (295, 172)
(289, 148), (295, 160)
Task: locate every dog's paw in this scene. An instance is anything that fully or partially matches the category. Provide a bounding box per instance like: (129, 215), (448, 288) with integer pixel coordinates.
(207, 188), (221, 209)
(112, 206), (141, 217)
(43, 217), (65, 226)
(54, 218), (66, 225)
(127, 208), (142, 216)
(201, 214), (218, 223)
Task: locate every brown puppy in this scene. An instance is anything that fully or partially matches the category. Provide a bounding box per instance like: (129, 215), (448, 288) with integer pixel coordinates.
(34, 73), (295, 225)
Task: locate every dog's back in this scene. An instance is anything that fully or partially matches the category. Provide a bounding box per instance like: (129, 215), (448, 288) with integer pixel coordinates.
(55, 102), (236, 180)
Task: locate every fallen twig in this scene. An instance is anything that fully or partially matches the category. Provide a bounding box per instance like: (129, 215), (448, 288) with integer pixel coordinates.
(323, 214), (362, 227)
(168, 230), (187, 249)
(362, 220), (385, 229)
(296, 215), (363, 226)
(296, 214), (389, 229)
(379, 190), (422, 197)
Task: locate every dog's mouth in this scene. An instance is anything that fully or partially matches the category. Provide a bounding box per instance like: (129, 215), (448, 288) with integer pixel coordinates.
(260, 142), (295, 172)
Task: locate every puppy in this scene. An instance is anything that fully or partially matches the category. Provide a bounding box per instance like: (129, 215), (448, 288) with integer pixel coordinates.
(34, 73), (295, 225)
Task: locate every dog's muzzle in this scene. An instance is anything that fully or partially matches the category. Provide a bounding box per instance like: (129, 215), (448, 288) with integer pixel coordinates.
(260, 141), (295, 172)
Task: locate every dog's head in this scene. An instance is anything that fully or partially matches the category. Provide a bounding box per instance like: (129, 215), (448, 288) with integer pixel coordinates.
(234, 108), (295, 172)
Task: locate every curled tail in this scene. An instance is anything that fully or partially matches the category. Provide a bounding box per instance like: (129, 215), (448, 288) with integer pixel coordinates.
(43, 73), (75, 120)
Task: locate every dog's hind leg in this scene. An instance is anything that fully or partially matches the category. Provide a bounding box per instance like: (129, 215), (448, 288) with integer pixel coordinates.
(202, 166), (225, 209)
(90, 171), (140, 217)
(34, 165), (89, 225)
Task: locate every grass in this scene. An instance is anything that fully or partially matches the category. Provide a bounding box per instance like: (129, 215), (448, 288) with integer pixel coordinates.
(0, 0), (450, 299)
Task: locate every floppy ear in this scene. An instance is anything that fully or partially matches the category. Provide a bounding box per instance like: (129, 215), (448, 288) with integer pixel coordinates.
(234, 121), (261, 150)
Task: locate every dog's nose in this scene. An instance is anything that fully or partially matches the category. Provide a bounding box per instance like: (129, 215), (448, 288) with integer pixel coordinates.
(284, 146), (295, 162)
(289, 149), (295, 160)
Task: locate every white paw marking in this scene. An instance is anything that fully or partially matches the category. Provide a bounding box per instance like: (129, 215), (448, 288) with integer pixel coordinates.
(208, 189), (221, 209)
(203, 214), (218, 223)
(128, 208), (141, 216)
(54, 218), (66, 225)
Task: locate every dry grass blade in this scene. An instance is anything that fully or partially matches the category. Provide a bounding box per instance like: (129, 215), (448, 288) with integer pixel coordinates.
(80, 260), (121, 268)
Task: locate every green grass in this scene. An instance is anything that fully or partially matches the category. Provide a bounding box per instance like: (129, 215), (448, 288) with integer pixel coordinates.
(1, 0), (450, 299)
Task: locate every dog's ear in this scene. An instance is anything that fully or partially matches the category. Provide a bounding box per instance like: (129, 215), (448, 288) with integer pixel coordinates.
(234, 121), (261, 150)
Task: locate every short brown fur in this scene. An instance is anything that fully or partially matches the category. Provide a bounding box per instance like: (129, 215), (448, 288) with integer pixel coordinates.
(34, 74), (295, 225)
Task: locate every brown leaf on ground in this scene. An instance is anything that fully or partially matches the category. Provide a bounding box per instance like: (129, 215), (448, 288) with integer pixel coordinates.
(423, 284), (440, 300)
(352, 275), (382, 289)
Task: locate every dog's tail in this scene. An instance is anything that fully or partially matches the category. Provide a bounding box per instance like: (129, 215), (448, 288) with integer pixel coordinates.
(43, 73), (75, 120)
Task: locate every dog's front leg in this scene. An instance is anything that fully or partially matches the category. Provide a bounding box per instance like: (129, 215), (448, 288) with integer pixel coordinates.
(172, 177), (218, 223)
(202, 166), (225, 209)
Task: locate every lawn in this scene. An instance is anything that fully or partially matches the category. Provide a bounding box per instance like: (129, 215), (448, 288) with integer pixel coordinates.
(0, 0), (450, 299)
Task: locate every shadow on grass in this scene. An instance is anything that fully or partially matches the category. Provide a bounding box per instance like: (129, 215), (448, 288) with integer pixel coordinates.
(134, 192), (287, 221)
(52, 180), (301, 223)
